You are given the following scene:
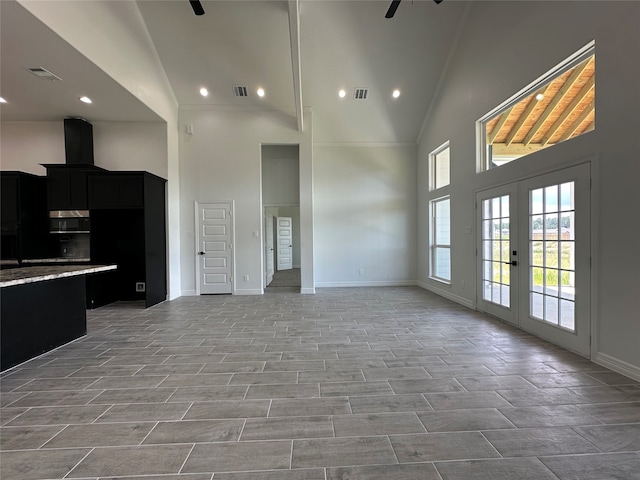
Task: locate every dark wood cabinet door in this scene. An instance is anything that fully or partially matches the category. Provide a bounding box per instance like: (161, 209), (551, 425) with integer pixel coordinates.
(47, 170), (71, 210)
(117, 175), (144, 207)
(1, 175), (19, 224)
(68, 170), (89, 209)
(88, 173), (144, 208)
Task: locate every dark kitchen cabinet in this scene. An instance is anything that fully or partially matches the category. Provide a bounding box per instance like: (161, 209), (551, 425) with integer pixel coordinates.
(43, 164), (106, 210)
(88, 172), (167, 308)
(87, 173), (144, 208)
(1, 172), (53, 261)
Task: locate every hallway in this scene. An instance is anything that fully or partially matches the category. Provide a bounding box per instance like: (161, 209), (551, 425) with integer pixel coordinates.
(1, 287), (639, 479)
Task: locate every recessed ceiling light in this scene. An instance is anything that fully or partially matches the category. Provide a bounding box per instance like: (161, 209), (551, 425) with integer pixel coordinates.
(392, 89), (401, 98)
(338, 89), (346, 98)
(0, 97), (7, 103)
(535, 93), (544, 101)
(79, 96), (92, 104)
(200, 87), (209, 97)
(257, 88), (265, 97)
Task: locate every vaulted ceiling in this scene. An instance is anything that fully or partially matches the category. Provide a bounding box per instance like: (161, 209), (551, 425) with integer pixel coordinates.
(1, 0), (469, 144)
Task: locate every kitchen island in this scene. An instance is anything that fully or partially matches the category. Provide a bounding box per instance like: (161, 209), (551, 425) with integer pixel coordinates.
(0, 264), (116, 371)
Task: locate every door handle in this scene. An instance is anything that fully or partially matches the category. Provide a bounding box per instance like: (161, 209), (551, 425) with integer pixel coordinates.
(198, 251), (205, 256)
(502, 260), (518, 266)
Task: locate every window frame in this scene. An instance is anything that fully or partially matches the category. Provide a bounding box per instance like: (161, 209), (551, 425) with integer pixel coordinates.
(429, 141), (451, 191)
(476, 40), (595, 173)
(429, 194), (451, 284)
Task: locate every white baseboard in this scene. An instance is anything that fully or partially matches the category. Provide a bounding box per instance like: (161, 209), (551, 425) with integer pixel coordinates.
(300, 287), (316, 294)
(315, 280), (415, 288)
(181, 290), (197, 297)
(416, 281), (475, 309)
(234, 288), (264, 296)
(592, 352), (640, 382)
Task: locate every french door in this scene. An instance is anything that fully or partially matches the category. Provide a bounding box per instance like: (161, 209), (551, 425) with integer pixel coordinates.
(477, 164), (591, 356)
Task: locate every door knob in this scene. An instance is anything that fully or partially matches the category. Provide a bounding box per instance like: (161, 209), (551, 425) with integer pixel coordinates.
(198, 251), (205, 255)
(502, 260), (518, 266)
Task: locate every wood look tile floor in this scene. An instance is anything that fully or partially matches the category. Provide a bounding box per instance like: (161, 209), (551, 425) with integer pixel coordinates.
(1, 287), (639, 480)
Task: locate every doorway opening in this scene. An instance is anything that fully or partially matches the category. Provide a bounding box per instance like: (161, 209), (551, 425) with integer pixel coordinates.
(261, 145), (300, 292)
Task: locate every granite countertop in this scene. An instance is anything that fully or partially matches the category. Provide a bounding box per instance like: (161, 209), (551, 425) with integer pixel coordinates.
(0, 264), (117, 288)
(21, 258), (92, 264)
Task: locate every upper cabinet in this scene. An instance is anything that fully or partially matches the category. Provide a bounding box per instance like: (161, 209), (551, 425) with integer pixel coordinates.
(0, 172), (52, 261)
(43, 164), (106, 211)
(87, 172), (147, 209)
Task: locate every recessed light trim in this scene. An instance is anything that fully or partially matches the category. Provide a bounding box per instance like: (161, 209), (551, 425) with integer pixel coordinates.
(535, 93), (544, 101)
(0, 97), (7, 103)
(200, 87), (209, 97)
(338, 89), (346, 98)
(392, 89), (401, 98)
(79, 96), (92, 104)
(257, 88), (265, 98)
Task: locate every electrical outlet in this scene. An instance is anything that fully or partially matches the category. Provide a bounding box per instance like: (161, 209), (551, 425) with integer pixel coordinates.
(135, 282), (146, 292)
(359, 269), (364, 276)
(243, 274), (250, 282)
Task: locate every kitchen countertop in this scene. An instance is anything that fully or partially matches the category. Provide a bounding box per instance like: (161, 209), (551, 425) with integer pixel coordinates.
(0, 264), (117, 288)
(21, 258), (92, 264)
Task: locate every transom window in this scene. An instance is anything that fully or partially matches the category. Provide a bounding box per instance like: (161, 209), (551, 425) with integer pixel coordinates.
(429, 142), (450, 191)
(479, 42), (595, 170)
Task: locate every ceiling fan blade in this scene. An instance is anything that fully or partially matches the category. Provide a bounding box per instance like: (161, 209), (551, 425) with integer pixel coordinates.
(385, 0), (401, 18)
(189, 0), (205, 16)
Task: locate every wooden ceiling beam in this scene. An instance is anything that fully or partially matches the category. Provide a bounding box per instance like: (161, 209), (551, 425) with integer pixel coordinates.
(487, 106), (513, 144)
(523, 58), (591, 146)
(557, 101), (594, 142)
(541, 75), (594, 146)
(505, 85), (549, 146)
(491, 143), (543, 157)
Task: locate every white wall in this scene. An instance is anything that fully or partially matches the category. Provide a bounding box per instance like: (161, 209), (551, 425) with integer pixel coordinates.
(418, 1), (640, 376)
(179, 108), (313, 295)
(93, 122), (167, 179)
(1, 121), (166, 177)
(0, 122), (65, 175)
(261, 145), (300, 205)
(314, 145), (417, 287)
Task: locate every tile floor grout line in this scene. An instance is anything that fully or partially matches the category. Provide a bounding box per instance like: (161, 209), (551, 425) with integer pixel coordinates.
(138, 420), (160, 445)
(62, 446), (95, 479)
(177, 442), (197, 474)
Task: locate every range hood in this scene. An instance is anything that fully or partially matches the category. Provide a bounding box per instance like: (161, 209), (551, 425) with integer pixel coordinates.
(64, 118), (94, 165)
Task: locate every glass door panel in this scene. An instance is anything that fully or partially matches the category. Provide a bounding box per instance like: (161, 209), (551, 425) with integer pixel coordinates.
(528, 182), (576, 331)
(476, 184), (518, 325)
(519, 163), (591, 356)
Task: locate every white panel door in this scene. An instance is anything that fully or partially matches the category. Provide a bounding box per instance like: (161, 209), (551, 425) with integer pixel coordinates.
(197, 202), (232, 294)
(276, 216), (293, 271)
(265, 210), (274, 285)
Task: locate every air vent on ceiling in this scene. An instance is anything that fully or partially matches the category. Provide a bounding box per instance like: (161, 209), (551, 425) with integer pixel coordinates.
(234, 85), (248, 97)
(26, 67), (62, 81)
(354, 88), (368, 100)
